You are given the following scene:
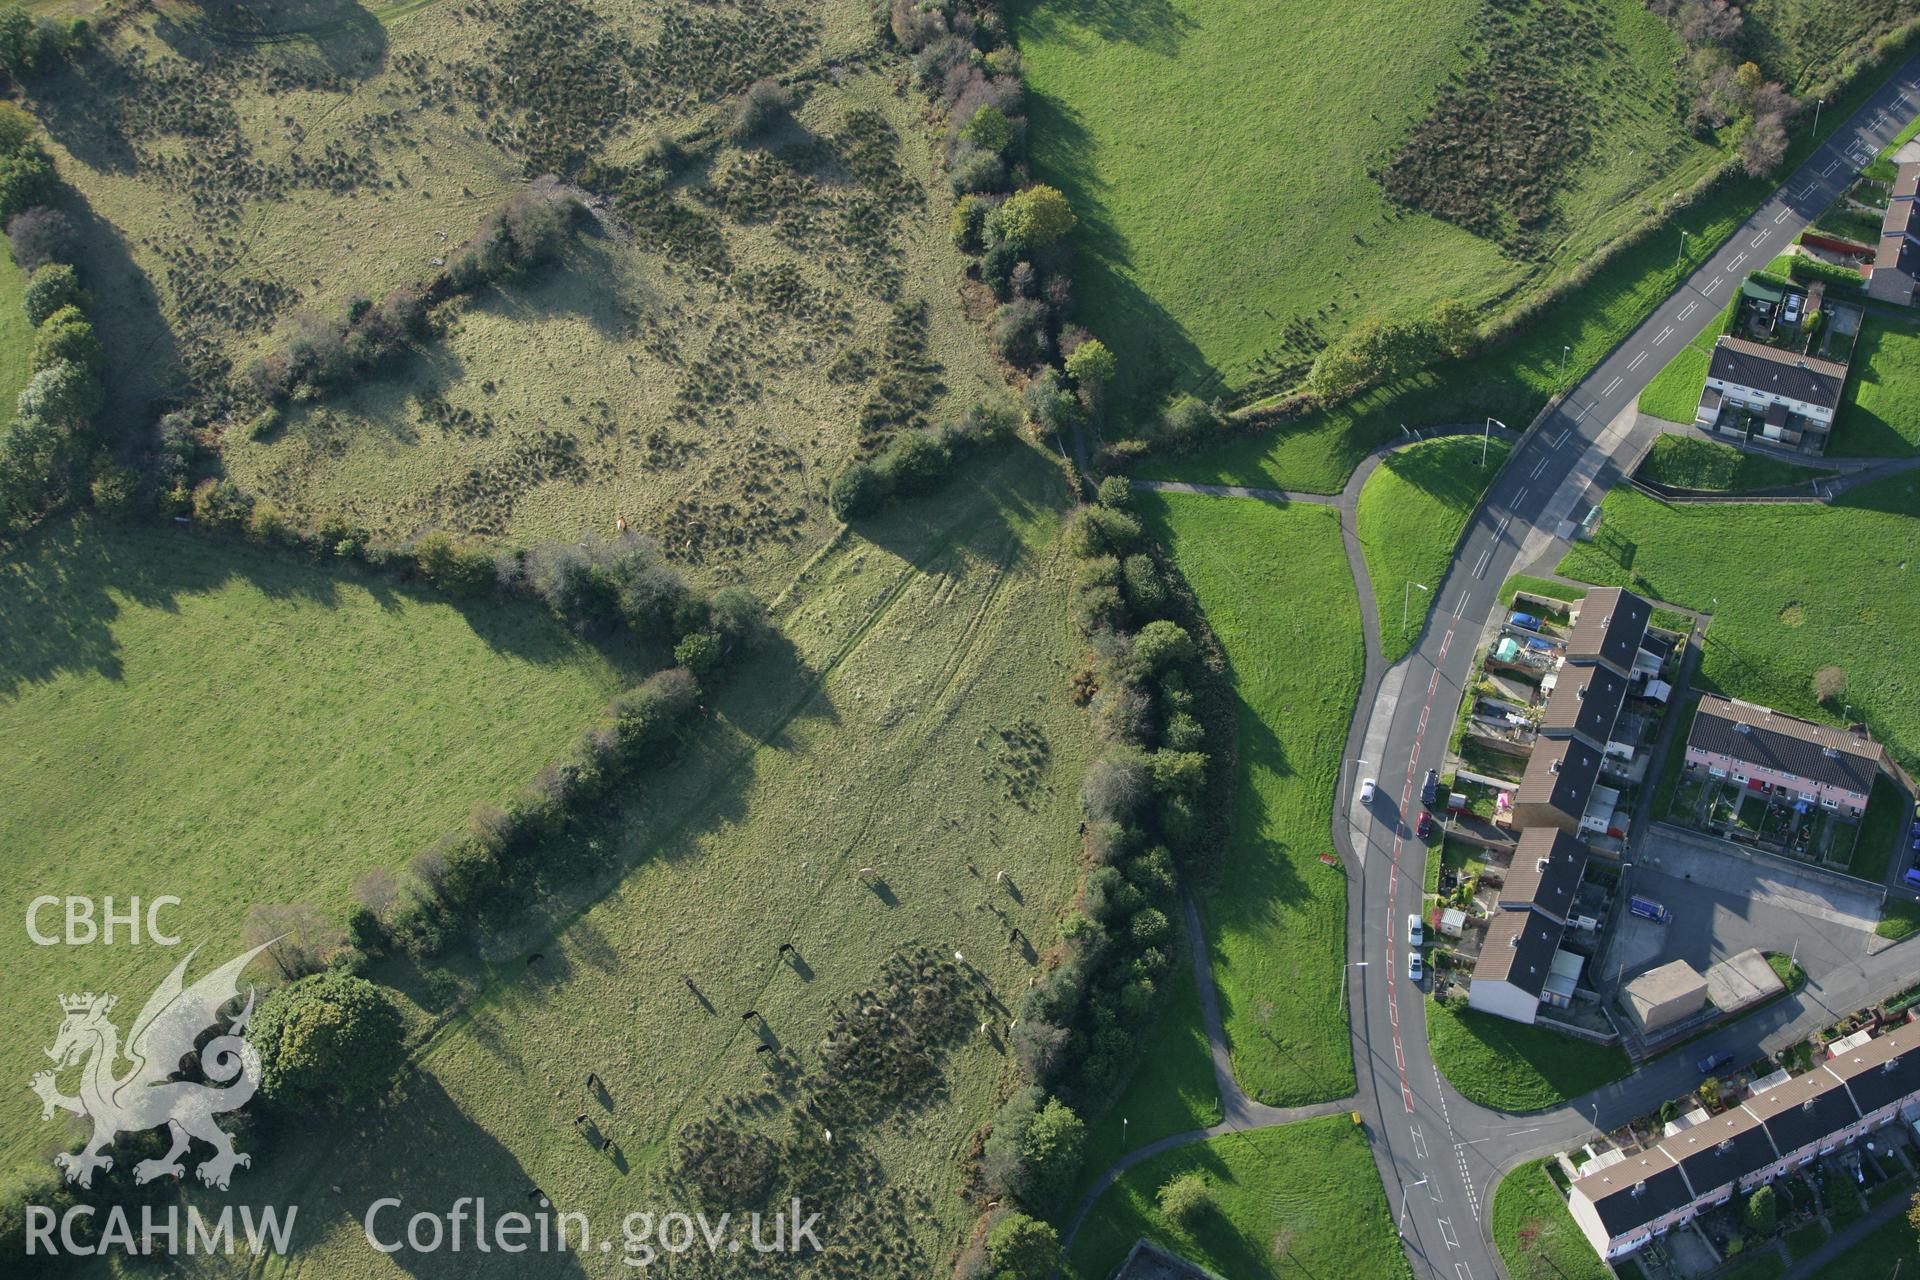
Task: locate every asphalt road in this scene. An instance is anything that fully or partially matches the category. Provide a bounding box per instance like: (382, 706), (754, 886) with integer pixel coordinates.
(1335, 57), (1920, 1280)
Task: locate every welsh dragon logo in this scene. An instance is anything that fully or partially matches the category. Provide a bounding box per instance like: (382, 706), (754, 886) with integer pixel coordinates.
(30, 941), (273, 1190)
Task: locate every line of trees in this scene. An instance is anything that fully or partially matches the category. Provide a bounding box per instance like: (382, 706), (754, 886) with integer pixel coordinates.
(1647, 0), (1798, 176)
(0, 104), (106, 542)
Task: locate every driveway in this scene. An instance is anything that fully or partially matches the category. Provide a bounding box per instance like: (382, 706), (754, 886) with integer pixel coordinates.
(1608, 824), (1881, 987)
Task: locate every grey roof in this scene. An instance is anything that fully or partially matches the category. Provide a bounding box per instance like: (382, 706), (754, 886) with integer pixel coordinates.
(1516, 736), (1604, 822)
(1826, 1023), (1920, 1117)
(1574, 1149), (1695, 1238)
(1687, 695), (1882, 796)
(1708, 337), (1849, 412)
(1541, 663), (1628, 745)
(1667, 1106), (1780, 1195)
(1472, 909), (1563, 996)
(1499, 828), (1589, 922)
(1567, 587), (1650, 674)
(1745, 1067), (1861, 1157)
(1877, 163), (1920, 278)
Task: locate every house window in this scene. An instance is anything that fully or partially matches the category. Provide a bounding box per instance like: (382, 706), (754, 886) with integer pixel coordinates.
(1821, 797), (1840, 810)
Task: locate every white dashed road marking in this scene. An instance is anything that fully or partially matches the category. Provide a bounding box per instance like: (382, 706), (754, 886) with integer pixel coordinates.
(1679, 300), (1698, 320)
(1703, 276), (1722, 295)
(1749, 230), (1767, 248)
(1410, 1123), (1428, 1160)
(1530, 454), (1549, 479)
(1726, 252), (1747, 272)
(1602, 375), (1622, 395)
(1773, 208), (1790, 225)
(1653, 326), (1672, 345)
(1627, 351), (1647, 371)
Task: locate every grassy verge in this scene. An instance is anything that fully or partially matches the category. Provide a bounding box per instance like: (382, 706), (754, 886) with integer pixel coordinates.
(1491, 1158), (1612, 1280)
(1557, 476), (1920, 773)
(1650, 695), (1701, 821)
(1879, 900), (1920, 941)
(1357, 435), (1513, 663)
(1140, 492), (1363, 1105)
(1428, 1002), (1631, 1111)
(1638, 335), (1715, 424)
(1833, 315), (1920, 457)
(1766, 951), (1808, 993)
(1063, 1115), (1409, 1280)
(0, 512), (642, 1182)
(1634, 435), (1824, 492)
(1500, 574), (1584, 610)
(1784, 1219), (1827, 1261)
(1855, 774), (1910, 885)
(0, 243), (30, 416)
(1819, 1204), (1918, 1280)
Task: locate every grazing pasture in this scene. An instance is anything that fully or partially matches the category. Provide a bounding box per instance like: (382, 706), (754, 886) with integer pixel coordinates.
(1010, 0), (1713, 410)
(39, 0), (1000, 590)
(0, 512), (638, 1189)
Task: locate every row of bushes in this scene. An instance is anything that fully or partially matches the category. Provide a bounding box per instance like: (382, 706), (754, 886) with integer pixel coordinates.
(1786, 253), (1868, 290)
(964, 484), (1234, 1264)
(245, 189), (578, 403)
(828, 399), (1017, 518)
(0, 104), (105, 542)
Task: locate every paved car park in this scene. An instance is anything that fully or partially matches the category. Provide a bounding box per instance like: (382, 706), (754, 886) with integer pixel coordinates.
(1607, 824), (1882, 986)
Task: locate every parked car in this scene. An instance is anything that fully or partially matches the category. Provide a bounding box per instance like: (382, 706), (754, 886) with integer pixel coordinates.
(1416, 810), (1434, 839)
(1421, 769), (1440, 808)
(1697, 1048), (1734, 1075)
(1407, 950), (1423, 983)
(1508, 612), (1541, 631)
(1359, 777), (1377, 804)
(1783, 293), (1803, 325)
(1407, 914), (1424, 947)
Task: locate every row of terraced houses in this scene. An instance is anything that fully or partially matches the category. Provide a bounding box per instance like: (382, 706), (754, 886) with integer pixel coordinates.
(1565, 1023), (1920, 1260)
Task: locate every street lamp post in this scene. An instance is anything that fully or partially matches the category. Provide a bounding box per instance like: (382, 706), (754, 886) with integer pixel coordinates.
(1338, 960), (1369, 1019)
(1558, 344), (1570, 391)
(1343, 757), (1370, 802)
(1483, 417), (1508, 466)
(1397, 1177), (1429, 1237)
(1812, 97), (1824, 140)
(1675, 227), (1691, 272)
(1404, 580), (1430, 634)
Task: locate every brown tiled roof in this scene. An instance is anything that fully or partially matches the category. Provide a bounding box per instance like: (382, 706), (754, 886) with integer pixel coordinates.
(1687, 695), (1882, 796)
(1877, 162), (1920, 279)
(1517, 736), (1603, 822)
(1499, 828), (1589, 922)
(1571, 1148), (1694, 1238)
(1708, 337), (1849, 411)
(1540, 664), (1629, 744)
(1566, 587), (1650, 674)
(1825, 1023), (1920, 1117)
(1472, 909), (1563, 996)
(1743, 1066), (1860, 1157)
(1666, 1105), (1780, 1195)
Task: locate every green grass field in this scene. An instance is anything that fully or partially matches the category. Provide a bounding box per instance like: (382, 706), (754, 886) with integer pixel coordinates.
(1063, 1116), (1409, 1280)
(1638, 333), (1716, 425)
(1492, 1159), (1612, 1280)
(1855, 775), (1910, 885)
(1010, 0), (1713, 413)
(0, 512), (641, 1188)
(155, 447), (1095, 1278)
(1817, 1200), (1918, 1279)
(1428, 1003), (1630, 1110)
(1140, 492), (1363, 1105)
(1634, 435), (1824, 492)
(1357, 435), (1512, 663)
(1557, 475), (1920, 772)
(0, 243), (31, 415)
(1833, 316), (1920, 458)
(1881, 900), (1920, 940)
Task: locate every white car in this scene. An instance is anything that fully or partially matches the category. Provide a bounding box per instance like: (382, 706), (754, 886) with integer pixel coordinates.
(1783, 293), (1803, 325)
(1406, 913), (1424, 948)
(1359, 777), (1377, 804)
(1407, 950), (1424, 983)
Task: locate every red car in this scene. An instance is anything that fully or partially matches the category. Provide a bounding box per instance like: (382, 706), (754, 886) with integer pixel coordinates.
(1416, 811), (1435, 840)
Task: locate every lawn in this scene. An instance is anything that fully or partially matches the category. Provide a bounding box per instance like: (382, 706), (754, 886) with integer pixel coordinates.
(1428, 1002), (1631, 1110)
(1558, 476), (1920, 774)
(1011, 0), (1715, 414)
(1140, 491), (1364, 1105)
(1819, 1204), (1917, 1280)
(167, 447), (1096, 1277)
(1492, 1158), (1612, 1280)
(1855, 774), (1911, 885)
(1358, 434), (1513, 662)
(1634, 434), (1824, 493)
(1834, 316), (1920, 458)
(0, 241), (30, 415)
(1638, 334), (1716, 425)
(0, 512), (641, 1188)
(1062, 1115), (1409, 1280)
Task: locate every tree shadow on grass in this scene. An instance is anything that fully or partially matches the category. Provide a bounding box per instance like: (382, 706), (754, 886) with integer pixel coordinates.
(1008, 0), (1198, 58)
(258, 1071), (591, 1279)
(157, 0), (390, 83)
(0, 514), (640, 699)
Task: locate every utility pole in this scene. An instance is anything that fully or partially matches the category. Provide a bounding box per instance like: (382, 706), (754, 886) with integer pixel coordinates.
(1483, 417), (1508, 466)
(1339, 961), (1369, 1019)
(1559, 344), (1570, 392)
(1812, 97), (1824, 141)
(1397, 1177), (1429, 1237)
